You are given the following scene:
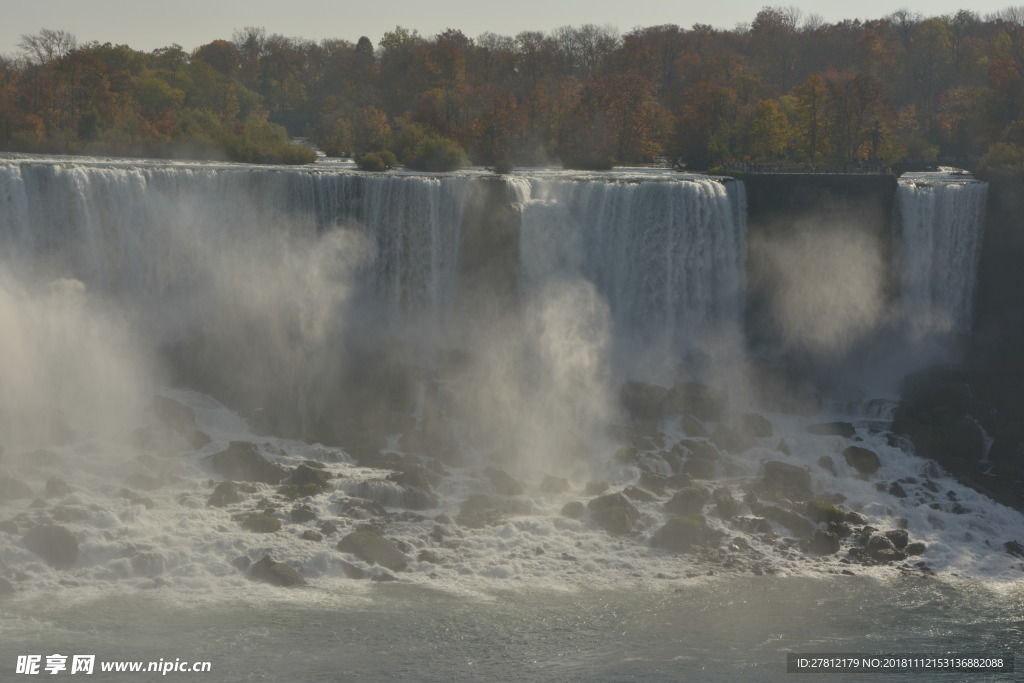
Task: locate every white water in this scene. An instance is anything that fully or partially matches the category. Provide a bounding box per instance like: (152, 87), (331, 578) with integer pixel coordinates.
(0, 155), (1020, 680)
(896, 171), (987, 340)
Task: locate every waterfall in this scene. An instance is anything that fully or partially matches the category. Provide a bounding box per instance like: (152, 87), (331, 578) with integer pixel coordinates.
(513, 174), (747, 361)
(895, 171), (987, 340)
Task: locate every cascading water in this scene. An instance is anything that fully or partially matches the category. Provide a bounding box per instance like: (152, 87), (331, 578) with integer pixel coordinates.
(0, 155), (1020, 682)
(895, 170), (988, 341)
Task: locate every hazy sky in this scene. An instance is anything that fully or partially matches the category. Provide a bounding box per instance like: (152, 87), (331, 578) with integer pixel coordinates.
(1, 0), (1017, 56)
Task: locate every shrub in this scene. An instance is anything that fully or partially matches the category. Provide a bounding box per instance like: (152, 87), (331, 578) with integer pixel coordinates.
(355, 150), (398, 171)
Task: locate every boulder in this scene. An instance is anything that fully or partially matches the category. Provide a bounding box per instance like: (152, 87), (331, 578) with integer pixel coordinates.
(560, 501), (586, 519)
(620, 381), (668, 423)
(665, 487), (709, 516)
(884, 529), (909, 550)
(336, 530), (408, 571)
(287, 465), (332, 496)
(249, 555), (306, 587)
(682, 457), (716, 480)
(710, 424), (756, 454)
(0, 577), (15, 596)
(208, 481), (243, 508)
(804, 500), (846, 525)
(587, 492), (639, 535)
(713, 488), (743, 520)
(584, 481), (609, 495)
(749, 502), (813, 538)
(807, 529), (841, 555)
(236, 512), (282, 533)
(0, 473), (32, 501)
(623, 486), (660, 502)
(291, 506), (317, 524)
(22, 524), (78, 567)
(651, 515), (712, 553)
(843, 446), (881, 477)
(207, 442), (289, 484)
(486, 468), (524, 495)
(762, 461), (812, 496)
(301, 530), (323, 542)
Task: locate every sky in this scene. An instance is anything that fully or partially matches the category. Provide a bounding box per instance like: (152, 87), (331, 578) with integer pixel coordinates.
(1, 0), (1019, 56)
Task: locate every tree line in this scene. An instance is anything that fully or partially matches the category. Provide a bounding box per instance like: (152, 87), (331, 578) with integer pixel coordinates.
(5, 8), (1024, 174)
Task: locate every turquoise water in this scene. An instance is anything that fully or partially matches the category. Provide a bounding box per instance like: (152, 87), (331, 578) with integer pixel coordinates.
(1, 576), (1019, 681)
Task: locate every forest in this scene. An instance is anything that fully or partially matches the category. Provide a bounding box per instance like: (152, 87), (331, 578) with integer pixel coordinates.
(5, 7), (1024, 175)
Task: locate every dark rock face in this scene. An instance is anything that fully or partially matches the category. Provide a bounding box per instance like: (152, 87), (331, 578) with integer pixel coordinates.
(0, 577), (15, 596)
(749, 502), (814, 538)
(336, 530), (408, 571)
(807, 530), (841, 555)
(710, 424), (756, 454)
(843, 446), (881, 477)
(237, 512), (282, 533)
(651, 515), (712, 553)
(486, 468), (525, 495)
(762, 461), (812, 496)
(713, 488), (743, 520)
(665, 487), (709, 516)
(45, 477), (72, 498)
(208, 481), (243, 508)
(249, 555), (306, 587)
(587, 492), (640, 535)
(207, 442), (289, 484)
(22, 525), (78, 567)
(540, 475), (570, 494)
(805, 500), (846, 525)
(560, 501), (586, 519)
(620, 381), (668, 423)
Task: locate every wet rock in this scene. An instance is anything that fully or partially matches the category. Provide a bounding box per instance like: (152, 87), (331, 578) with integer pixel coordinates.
(666, 381), (727, 422)
(319, 521), (339, 536)
(337, 530), (408, 571)
(843, 446), (881, 477)
(301, 530), (323, 542)
(584, 481), (609, 496)
(749, 503), (813, 538)
(0, 520), (18, 534)
(623, 486), (660, 503)
(22, 524), (78, 567)
(236, 512), (282, 533)
(0, 473), (32, 501)
(651, 515), (712, 553)
(844, 510), (868, 525)
(486, 468), (525, 495)
(665, 487), (709, 516)
(638, 471), (669, 495)
(208, 481), (243, 508)
(340, 560), (365, 579)
(683, 456), (717, 480)
(888, 482), (907, 498)
(418, 549), (442, 564)
(231, 556), (251, 572)
(762, 461), (812, 496)
(286, 465), (332, 496)
(0, 577), (15, 596)
(388, 464), (436, 491)
(807, 422), (856, 438)
(371, 571), (399, 582)
(207, 442), (289, 484)
(560, 501), (586, 519)
(885, 529), (909, 550)
(44, 477), (72, 498)
(713, 488), (743, 520)
(734, 413), (773, 438)
(805, 500), (846, 525)
(540, 475), (570, 494)
(864, 534), (907, 562)
(587, 492), (640, 535)
(807, 529), (841, 555)
(710, 424), (756, 454)
(817, 456), (835, 475)
(291, 506), (317, 524)
(249, 555), (306, 587)
(620, 381), (668, 423)
(906, 542), (926, 556)
(736, 516), (774, 534)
